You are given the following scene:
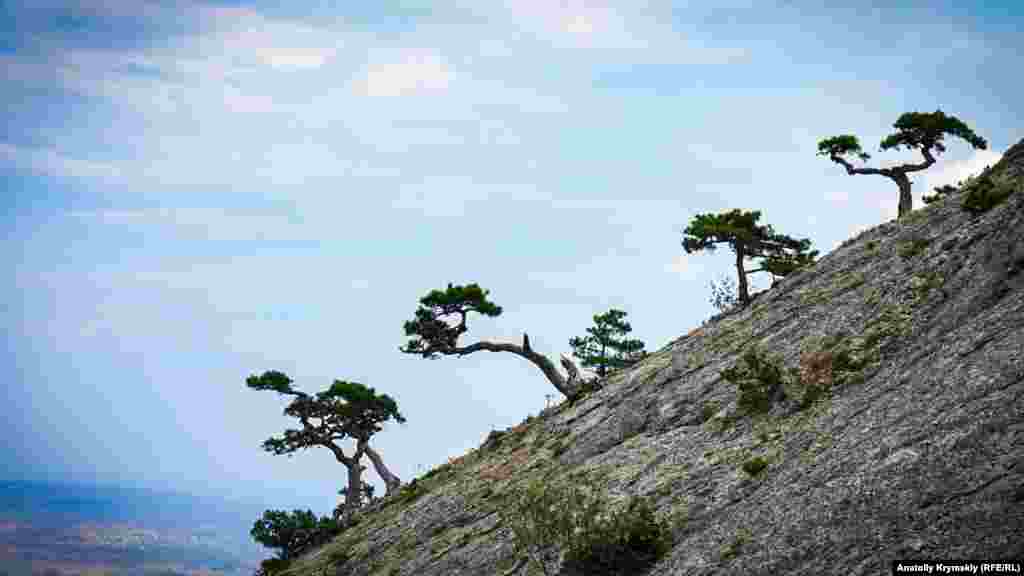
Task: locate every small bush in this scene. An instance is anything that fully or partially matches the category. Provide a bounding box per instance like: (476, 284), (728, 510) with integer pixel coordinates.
(700, 402), (719, 423)
(708, 275), (739, 314)
(962, 174), (1015, 215)
(865, 240), (879, 251)
(397, 478), (428, 505)
(255, 558), (291, 576)
(922, 183), (958, 205)
(721, 347), (787, 415)
(898, 238), (930, 260)
(500, 477), (673, 576)
(741, 456), (769, 477)
(251, 509), (344, 566)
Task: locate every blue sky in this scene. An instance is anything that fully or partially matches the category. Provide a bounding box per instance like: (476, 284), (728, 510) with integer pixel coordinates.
(4, 0), (1021, 515)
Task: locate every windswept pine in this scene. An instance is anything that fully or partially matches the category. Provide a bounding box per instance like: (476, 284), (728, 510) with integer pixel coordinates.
(818, 110), (988, 218)
(681, 209), (818, 306)
(400, 283), (584, 398)
(245, 372), (405, 511)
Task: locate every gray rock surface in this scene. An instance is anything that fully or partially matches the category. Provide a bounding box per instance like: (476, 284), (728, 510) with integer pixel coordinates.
(281, 140), (1024, 576)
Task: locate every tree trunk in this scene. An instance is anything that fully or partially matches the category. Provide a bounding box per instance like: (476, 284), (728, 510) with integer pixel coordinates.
(456, 334), (578, 398)
(892, 171), (914, 218)
(359, 439), (402, 496)
(735, 242), (751, 305)
(329, 443), (366, 516)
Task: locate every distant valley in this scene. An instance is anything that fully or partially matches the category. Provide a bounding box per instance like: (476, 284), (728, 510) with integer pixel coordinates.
(0, 481), (269, 576)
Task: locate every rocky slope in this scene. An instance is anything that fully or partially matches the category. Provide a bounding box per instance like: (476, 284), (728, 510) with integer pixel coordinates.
(280, 139), (1024, 576)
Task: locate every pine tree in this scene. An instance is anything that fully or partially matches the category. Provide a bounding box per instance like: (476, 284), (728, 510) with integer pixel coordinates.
(818, 110), (987, 218)
(682, 209), (817, 306)
(246, 372), (405, 513)
(569, 309), (646, 377)
(401, 282), (581, 398)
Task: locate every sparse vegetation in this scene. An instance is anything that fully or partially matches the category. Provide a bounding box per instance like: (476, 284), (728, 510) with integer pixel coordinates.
(500, 477), (673, 576)
(922, 183), (958, 205)
(741, 456), (769, 477)
(898, 238), (931, 260)
(720, 529), (751, 561)
(721, 347), (787, 415)
(962, 173), (1016, 215)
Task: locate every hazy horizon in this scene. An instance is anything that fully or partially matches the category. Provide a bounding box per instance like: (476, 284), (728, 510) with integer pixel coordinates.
(5, 0), (1022, 519)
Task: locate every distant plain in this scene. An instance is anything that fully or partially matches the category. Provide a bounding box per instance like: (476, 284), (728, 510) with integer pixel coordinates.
(0, 481), (269, 576)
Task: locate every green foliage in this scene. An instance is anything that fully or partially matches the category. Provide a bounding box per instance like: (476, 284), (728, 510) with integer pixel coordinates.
(865, 240), (879, 252)
(255, 558), (291, 576)
(397, 478), (428, 505)
(251, 509), (343, 562)
(720, 347), (787, 415)
(818, 111), (987, 218)
(962, 174), (1015, 215)
(719, 530), (751, 561)
(400, 283), (502, 357)
(246, 371), (404, 457)
(898, 238), (930, 260)
(879, 110), (987, 153)
(816, 134), (872, 162)
(500, 478), (673, 576)
(700, 402), (719, 423)
(741, 456), (769, 477)
(569, 309), (647, 377)
(682, 209), (817, 305)
(922, 183), (958, 205)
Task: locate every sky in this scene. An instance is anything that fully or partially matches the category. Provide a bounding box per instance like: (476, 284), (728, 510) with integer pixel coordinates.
(3, 0), (1022, 517)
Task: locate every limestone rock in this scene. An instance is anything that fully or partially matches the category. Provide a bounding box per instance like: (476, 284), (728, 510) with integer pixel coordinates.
(281, 140), (1024, 576)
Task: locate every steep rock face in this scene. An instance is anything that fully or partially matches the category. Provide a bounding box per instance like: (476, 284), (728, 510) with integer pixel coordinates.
(282, 141), (1024, 576)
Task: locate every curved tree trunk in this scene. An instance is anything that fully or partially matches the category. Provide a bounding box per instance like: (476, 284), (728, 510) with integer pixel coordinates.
(358, 439), (402, 496)
(455, 333), (578, 398)
(829, 152), (931, 220)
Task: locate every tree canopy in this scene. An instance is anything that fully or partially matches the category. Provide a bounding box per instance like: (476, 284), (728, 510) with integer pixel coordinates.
(401, 282), (581, 398)
(246, 371), (405, 509)
(818, 110), (987, 218)
(569, 309), (646, 377)
(251, 509), (339, 562)
(682, 209), (817, 305)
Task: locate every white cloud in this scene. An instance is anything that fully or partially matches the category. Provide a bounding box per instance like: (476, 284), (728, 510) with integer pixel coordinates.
(353, 49), (453, 97)
(920, 148), (1004, 196)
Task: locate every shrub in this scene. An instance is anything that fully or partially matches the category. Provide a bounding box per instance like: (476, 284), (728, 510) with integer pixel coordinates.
(708, 275), (739, 314)
(741, 456), (769, 477)
(897, 238), (930, 260)
(500, 477), (673, 576)
(922, 183), (958, 205)
(721, 347), (787, 415)
(255, 557), (291, 576)
(251, 509), (344, 567)
(962, 174), (1015, 215)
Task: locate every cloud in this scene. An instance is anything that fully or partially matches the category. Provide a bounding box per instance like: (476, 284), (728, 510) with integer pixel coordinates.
(194, 5), (339, 70)
(353, 49), (453, 97)
(920, 148), (1004, 196)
